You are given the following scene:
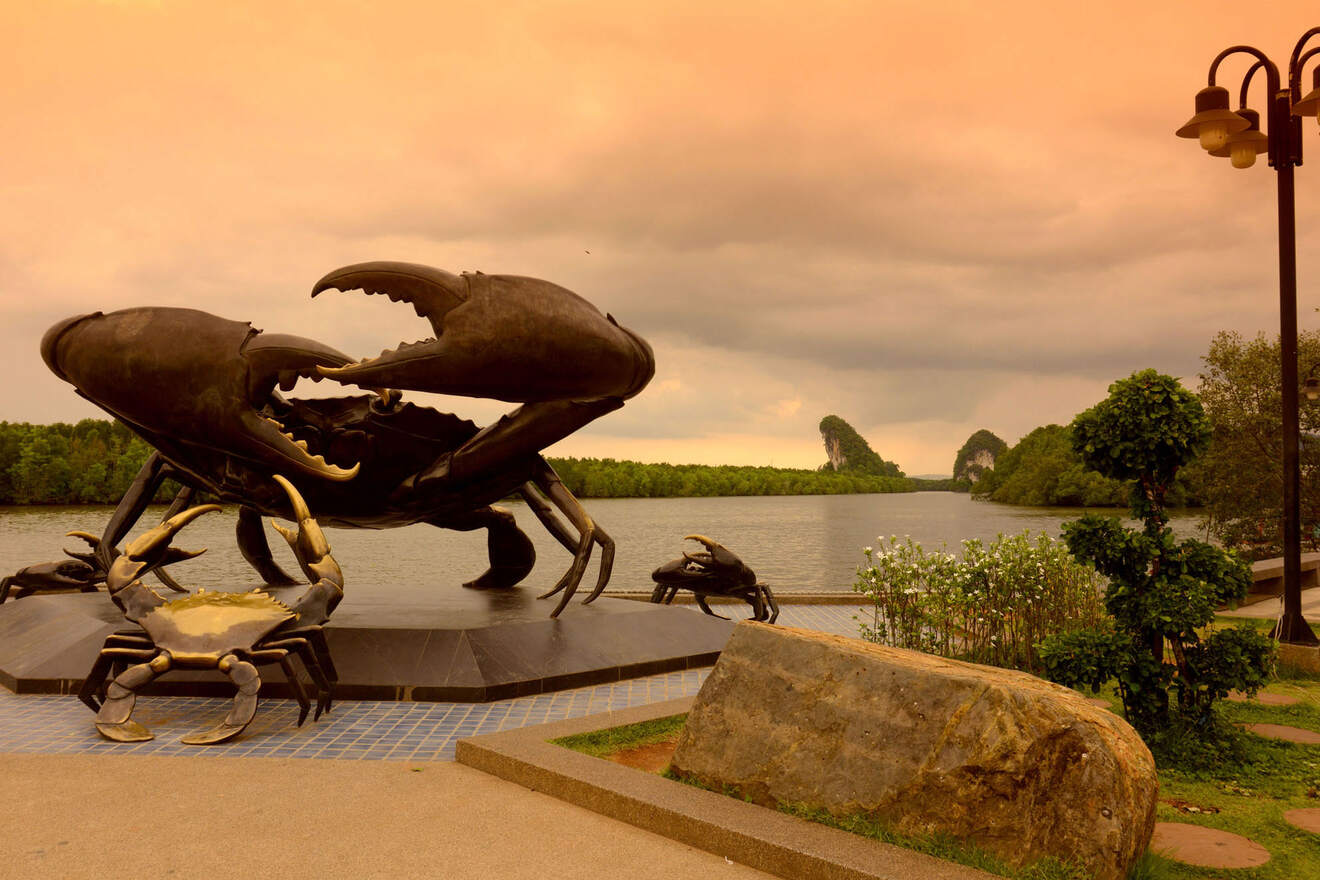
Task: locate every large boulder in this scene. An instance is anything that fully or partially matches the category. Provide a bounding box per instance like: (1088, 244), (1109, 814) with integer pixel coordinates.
(671, 623), (1157, 880)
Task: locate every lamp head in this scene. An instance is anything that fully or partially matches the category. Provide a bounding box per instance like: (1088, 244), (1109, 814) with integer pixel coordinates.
(1293, 67), (1320, 121)
(1176, 85), (1251, 151)
(1209, 108), (1268, 168)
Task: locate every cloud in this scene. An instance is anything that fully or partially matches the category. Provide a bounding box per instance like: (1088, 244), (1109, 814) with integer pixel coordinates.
(4, 0), (1320, 478)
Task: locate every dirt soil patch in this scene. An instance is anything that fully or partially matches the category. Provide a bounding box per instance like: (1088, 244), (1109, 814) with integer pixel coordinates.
(1242, 722), (1320, 744)
(1150, 822), (1271, 869)
(604, 735), (679, 773)
(1227, 690), (1302, 706)
(1284, 807), (1320, 834)
(1161, 797), (1220, 815)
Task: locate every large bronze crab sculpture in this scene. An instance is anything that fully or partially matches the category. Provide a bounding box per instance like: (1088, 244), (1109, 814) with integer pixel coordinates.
(651, 535), (778, 623)
(29, 262), (654, 616)
(87, 475), (343, 744)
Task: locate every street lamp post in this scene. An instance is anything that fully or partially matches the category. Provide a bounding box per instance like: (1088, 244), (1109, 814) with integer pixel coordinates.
(1177, 27), (1320, 645)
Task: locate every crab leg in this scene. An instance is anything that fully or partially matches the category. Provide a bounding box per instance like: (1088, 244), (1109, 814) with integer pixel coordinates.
(248, 648), (311, 726)
(519, 481), (578, 553)
(81, 632), (156, 708)
(761, 584), (780, 624)
(529, 460), (616, 608)
(270, 623), (337, 715)
(95, 452), (183, 575)
(530, 463), (617, 616)
(80, 644), (157, 712)
(181, 654), (261, 745)
(95, 653), (170, 742)
(294, 626), (338, 688)
(237, 505), (300, 586)
(695, 595), (730, 620)
(295, 639), (334, 720)
(436, 506), (535, 591)
(261, 636), (333, 721)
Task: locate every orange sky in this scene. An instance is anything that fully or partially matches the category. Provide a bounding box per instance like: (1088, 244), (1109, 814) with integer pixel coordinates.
(3, 2), (1320, 474)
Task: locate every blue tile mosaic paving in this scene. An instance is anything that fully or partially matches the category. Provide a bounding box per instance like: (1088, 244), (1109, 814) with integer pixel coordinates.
(0, 604), (867, 762)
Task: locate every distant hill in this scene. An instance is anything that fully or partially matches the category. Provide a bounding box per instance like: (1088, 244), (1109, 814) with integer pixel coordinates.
(818, 415), (904, 478)
(952, 429), (1008, 484)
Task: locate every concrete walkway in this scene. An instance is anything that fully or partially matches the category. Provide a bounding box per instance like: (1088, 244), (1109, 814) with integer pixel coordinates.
(0, 604), (869, 879)
(1, 752), (776, 879)
(1221, 585), (1320, 621)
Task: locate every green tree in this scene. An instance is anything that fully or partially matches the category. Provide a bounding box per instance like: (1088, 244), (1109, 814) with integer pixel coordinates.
(1196, 329), (1320, 559)
(12, 431), (74, 503)
(1039, 370), (1273, 745)
(971, 425), (1129, 506)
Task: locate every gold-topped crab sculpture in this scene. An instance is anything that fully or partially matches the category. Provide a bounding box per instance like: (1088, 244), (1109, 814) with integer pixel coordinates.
(84, 475), (343, 744)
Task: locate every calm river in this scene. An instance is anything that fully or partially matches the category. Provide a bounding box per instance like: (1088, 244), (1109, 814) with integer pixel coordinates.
(0, 493), (1207, 603)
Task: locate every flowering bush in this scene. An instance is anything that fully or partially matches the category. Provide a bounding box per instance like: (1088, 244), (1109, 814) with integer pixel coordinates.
(854, 531), (1106, 673)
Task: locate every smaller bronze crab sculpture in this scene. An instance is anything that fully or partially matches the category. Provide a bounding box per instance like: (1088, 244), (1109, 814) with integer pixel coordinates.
(0, 535), (100, 603)
(651, 535), (777, 623)
(84, 475), (343, 744)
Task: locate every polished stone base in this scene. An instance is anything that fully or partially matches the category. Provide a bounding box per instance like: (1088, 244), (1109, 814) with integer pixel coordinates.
(0, 586), (733, 702)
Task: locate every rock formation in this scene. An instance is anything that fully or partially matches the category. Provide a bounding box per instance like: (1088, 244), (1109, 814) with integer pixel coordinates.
(670, 623), (1158, 880)
(952, 429), (1007, 483)
(818, 415), (903, 477)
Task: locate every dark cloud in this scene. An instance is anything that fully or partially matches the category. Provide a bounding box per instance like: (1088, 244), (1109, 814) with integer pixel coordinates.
(4, 1), (1320, 473)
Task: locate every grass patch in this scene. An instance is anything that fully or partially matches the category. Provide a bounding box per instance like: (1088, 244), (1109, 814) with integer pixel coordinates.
(1131, 679), (1320, 879)
(776, 803), (1090, 880)
(550, 713), (685, 759)
(1212, 614), (1275, 635)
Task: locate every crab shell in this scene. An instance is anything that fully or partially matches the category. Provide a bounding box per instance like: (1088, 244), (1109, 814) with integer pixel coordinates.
(137, 589), (296, 666)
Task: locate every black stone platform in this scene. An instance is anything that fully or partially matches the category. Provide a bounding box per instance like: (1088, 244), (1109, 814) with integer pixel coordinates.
(0, 586), (734, 702)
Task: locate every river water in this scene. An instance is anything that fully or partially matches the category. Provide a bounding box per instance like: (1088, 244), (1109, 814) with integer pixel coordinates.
(0, 493), (1207, 603)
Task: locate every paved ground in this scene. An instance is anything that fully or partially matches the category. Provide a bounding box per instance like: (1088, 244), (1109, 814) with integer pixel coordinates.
(0, 603), (867, 879)
(1220, 586), (1320, 621)
(16, 597), (1312, 879)
(3, 753), (777, 880)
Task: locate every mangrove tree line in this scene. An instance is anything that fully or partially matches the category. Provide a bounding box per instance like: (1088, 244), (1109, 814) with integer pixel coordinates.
(0, 419), (915, 504)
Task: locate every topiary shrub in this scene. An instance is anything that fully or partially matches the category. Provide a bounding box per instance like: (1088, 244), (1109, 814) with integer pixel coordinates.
(1038, 370), (1274, 745)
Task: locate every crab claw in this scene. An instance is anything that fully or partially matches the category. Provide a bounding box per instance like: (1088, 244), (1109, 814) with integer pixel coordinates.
(683, 535), (756, 585)
(311, 261), (655, 404)
(684, 534), (733, 567)
(106, 504), (221, 596)
(41, 308), (362, 484)
(269, 475), (343, 592)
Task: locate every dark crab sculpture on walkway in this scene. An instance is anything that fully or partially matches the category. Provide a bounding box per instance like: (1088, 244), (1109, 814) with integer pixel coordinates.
(20, 262), (654, 616)
(86, 475), (343, 744)
(0, 538), (100, 604)
(651, 535), (778, 623)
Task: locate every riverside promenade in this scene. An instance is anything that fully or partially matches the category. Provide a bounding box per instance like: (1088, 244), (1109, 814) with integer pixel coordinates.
(0, 602), (863, 880)
(9, 586), (1319, 880)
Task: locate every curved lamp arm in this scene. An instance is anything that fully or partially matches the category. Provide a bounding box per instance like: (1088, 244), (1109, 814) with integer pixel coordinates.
(1209, 45), (1280, 93)
(1288, 26), (1320, 93)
